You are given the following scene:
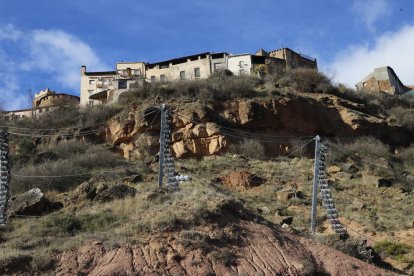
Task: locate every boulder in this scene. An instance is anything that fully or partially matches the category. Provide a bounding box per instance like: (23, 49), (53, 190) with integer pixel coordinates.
(327, 166), (341, 174)
(257, 206), (271, 215)
(70, 179), (137, 205)
(341, 163), (359, 174)
(8, 188), (62, 216)
(94, 183), (136, 202)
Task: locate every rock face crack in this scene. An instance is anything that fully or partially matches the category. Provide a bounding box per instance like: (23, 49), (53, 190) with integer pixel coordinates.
(55, 220), (392, 276)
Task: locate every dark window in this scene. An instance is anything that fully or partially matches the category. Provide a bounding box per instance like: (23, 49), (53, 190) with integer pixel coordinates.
(151, 76), (156, 82)
(118, 80), (127, 89)
(180, 71), (185, 80)
(160, 75), (166, 82)
(194, 68), (200, 78)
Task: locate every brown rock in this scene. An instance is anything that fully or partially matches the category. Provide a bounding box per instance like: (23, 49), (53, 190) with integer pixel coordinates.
(55, 220), (391, 276)
(327, 166), (341, 174)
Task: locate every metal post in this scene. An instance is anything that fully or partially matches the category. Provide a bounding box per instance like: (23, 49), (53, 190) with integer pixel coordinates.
(0, 129), (10, 226)
(158, 104), (166, 188)
(310, 135), (320, 235)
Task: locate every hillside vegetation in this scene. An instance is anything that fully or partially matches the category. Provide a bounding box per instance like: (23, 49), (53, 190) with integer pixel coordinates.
(0, 69), (413, 274)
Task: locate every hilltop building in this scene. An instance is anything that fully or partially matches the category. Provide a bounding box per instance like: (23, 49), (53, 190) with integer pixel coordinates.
(81, 47), (317, 105)
(355, 66), (410, 95)
(1, 88), (79, 120)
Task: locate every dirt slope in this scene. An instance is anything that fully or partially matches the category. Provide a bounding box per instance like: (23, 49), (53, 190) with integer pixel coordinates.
(56, 220), (392, 276)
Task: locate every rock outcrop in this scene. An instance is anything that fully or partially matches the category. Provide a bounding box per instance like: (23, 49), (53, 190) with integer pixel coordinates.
(105, 96), (412, 159)
(8, 188), (62, 216)
(68, 179), (136, 206)
(56, 220), (392, 276)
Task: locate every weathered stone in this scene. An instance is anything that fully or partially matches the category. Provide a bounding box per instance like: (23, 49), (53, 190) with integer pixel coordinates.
(327, 166), (341, 174)
(276, 190), (295, 202)
(8, 188), (62, 216)
(70, 179), (136, 205)
(257, 206), (271, 215)
(341, 163), (359, 174)
(333, 171), (353, 180)
(94, 183), (136, 202)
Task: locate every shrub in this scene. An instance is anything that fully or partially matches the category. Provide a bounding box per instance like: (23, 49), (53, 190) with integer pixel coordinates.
(278, 68), (333, 93)
(388, 106), (414, 131)
(347, 137), (390, 159)
(317, 235), (375, 263)
(6, 105), (122, 130)
(10, 141), (125, 193)
(123, 74), (261, 103)
(399, 145), (414, 170)
(44, 211), (119, 236)
(373, 240), (412, 262)
(227, 139), (266, 160)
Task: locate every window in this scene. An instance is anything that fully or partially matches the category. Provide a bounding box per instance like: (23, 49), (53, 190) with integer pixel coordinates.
(151, 76), (156, 82)
(160, 75), (166, 83)
(214, 63), (223, 71)
(89, 80), (95, 85)
(88, 89), (94, 95)
(118, 80), (127, 89)
(133, 69), (141, 75)
(180, 71), (185, 80)
(239, 61), (244, 68)
(88, 101), (94, 106)
(194, 68), (200, 78)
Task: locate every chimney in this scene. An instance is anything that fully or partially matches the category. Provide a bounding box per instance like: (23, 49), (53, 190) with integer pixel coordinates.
(81, 65), (86, 76)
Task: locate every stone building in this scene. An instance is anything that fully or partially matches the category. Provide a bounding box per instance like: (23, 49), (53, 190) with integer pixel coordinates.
(80, 47), (317, 105)
(255, 47), (318, 70)
(355, 66), (409, 95)
(1, 88), (79, 120)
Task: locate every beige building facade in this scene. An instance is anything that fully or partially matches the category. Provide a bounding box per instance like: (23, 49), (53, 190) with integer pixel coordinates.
(80, 47), (317, 105)
(2, 88), (79, 120)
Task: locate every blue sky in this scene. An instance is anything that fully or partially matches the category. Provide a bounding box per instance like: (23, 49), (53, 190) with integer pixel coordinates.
(0, 0), (413, 110)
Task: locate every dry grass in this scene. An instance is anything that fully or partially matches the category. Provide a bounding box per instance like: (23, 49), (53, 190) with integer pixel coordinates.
(1, 153), (413, 273)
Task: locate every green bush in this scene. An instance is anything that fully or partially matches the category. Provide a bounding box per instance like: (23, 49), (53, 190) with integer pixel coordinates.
(44, 211), (119, 236)
(373, 240), (411, 261)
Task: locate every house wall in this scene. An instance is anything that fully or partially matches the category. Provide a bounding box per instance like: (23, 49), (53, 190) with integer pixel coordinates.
(356, 67), (407, 95)
(269, 48), (317, 69)
(116, 62), (146, 78)
(146, 55), (212, 82)
(227, 55), (252, 76)
(80, 66), (116, 106)
(37, 94), (79, 108)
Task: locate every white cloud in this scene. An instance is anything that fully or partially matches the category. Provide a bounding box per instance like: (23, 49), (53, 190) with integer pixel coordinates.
(325, 25), (414, 88)
(27, 29), (108, 88)
(0, 24), (22, 41)
(352, 0), (390, 31)
(0, 24), (108, 110)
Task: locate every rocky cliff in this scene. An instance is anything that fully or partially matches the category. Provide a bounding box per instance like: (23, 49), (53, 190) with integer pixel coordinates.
(105, 94), (412, 159)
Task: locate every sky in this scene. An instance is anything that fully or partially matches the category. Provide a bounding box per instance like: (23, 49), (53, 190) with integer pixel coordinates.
(0, 0), (413, 110)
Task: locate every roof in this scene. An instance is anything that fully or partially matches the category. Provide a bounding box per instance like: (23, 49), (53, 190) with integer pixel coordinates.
(117, 61), (145, 64)
(84, 71), (116, 76)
